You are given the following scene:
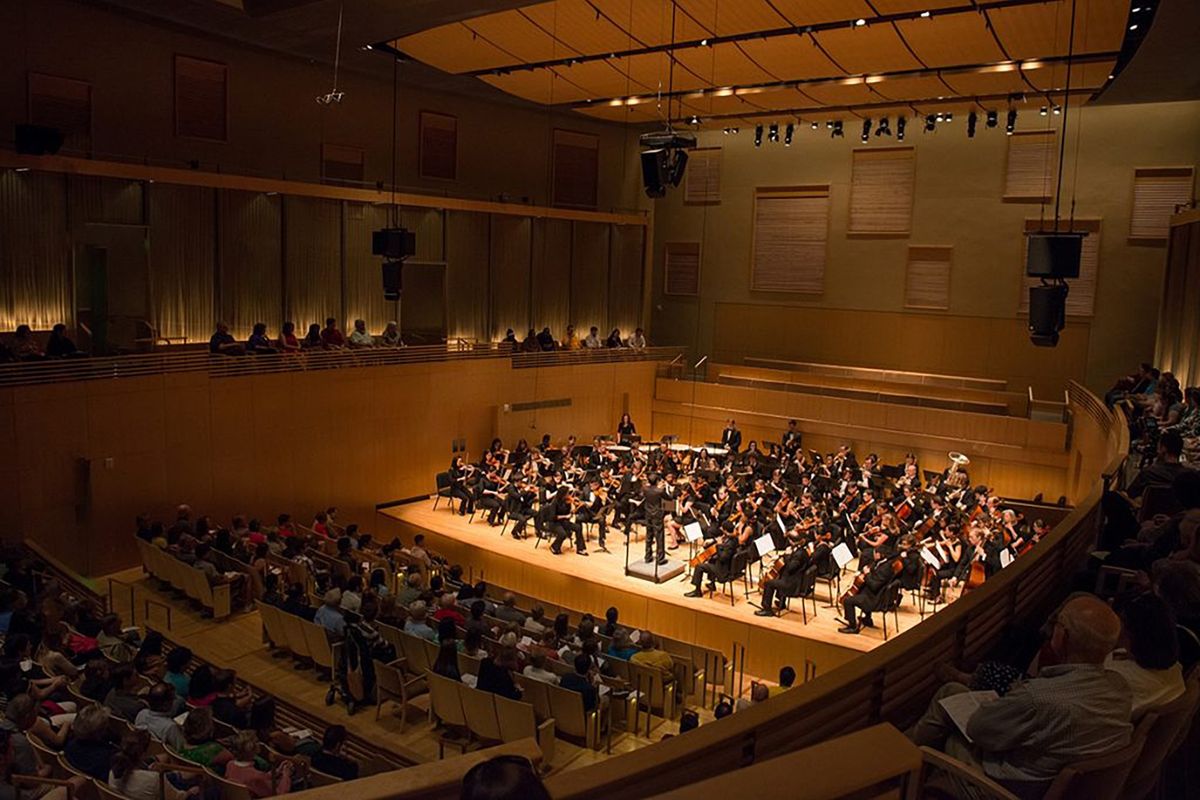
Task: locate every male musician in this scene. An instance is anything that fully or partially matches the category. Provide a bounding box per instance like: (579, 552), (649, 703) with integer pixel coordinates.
(685, 523), (738, 597)
(503, 479), (535, 540)
(576, 479), (610, 552)
(641, 472), (669, 565)
(782, 419), (803, 456)
(838, 542), (906, 635)
(549, 487), (588, 556)
(535, 475), (560, 541)
(475, 468), (506, 526)
(756, 545), (811, 616)
(720, 419), (742, 453)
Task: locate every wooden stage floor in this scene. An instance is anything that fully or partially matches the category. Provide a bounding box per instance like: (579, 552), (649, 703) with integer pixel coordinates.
(377, 502), (937, 678)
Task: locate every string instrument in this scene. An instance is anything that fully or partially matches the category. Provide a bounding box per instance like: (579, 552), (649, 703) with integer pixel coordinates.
(840, 556), (904, 603)
(963, 560), (987, 594)
(689, 543), (718, 568)
(762, 555), (787, 583)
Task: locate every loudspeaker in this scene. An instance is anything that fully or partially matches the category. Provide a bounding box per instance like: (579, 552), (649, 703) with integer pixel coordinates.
(1026, 233), (1084, 278)
(15, 124), (64, 156)
(1029, 284), (1067, 347)
(382, 261), (402, 301)
(371, 228), (416, 260)
(641, 149), (669, 198)
(668, 148), (689, 188)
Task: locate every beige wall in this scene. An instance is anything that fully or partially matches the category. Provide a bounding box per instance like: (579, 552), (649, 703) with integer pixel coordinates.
(649, 101), (1200, 395)
(0, 0), (646, 213)
(0, 358), (658, 576)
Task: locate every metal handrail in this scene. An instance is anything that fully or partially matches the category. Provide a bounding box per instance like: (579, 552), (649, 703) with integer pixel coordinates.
(0, 343), (684, 388)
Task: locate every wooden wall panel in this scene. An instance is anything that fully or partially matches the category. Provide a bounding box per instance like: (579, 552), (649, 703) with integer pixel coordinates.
(218, 190), (282, 337)
(531, 218), (571, 338)
(149, 184), (215, 343)
(571, 222), (610, 335)
(489, 215), (532, 340)
(1, 359), (659, 575)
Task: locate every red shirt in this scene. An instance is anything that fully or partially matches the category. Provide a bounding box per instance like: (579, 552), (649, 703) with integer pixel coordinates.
(321, 328), (345, 347)
(433, 608), (466, 627)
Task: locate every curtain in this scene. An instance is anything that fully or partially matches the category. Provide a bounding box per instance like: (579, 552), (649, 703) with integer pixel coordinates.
(401, 206), (445, 262)
(489, 215), (531, 341)
(68, 175), (144, 227)
(532, 218), (571, 339)
(219, 190), (282, 339)
(149, 184), (215, 343)
(345, 203), (394, 334)
(571, 221), (609, 338)
(283, 196), (341, 334)
(0, 171), (71, 330)
(608, 224), (644, 335)
(445, 211), (489, 343)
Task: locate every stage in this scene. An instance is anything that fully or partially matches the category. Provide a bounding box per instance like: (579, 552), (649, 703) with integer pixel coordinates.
(375, 500), (935, 679)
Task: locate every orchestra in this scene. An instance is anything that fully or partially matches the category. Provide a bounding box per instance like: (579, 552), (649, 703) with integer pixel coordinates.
(439, 419), (1051, 634)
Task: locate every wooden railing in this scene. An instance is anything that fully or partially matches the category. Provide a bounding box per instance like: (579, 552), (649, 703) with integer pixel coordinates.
(544, 383), (1127, 800)
(0, 344), (684, 388)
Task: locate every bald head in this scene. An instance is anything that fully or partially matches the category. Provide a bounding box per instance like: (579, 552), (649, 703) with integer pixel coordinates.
(1055, 595), (1121, 664)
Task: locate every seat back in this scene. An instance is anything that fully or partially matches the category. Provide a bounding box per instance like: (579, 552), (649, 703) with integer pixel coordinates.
(494, 694), (537, 743)
(280, 612), (310, 658)
(547, 681), (591, 741)
(96, 777), (139, 800)
(1042, 714), (1154, 800)
(629, 659), (673, 716)
(399, 631), (432, 673)
(436, 471), (451, 492)
(520, 677), (554, 721)
(457, 651), (483, 676)
(1123, 670), (1200, 798)
(374, 658), (404, 697)
(798, 564), (819, 596)
(427, 671), (467, 728)
(1138, 484), (1182, 523)
(205, 766), (255, 800)
(301, 620), (335, 669)
(460, 684), (503, 742)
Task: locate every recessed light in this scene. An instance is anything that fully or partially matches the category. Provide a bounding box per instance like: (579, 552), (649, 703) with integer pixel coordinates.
(1129, 23), (1138, 30)
(855, 18), (867, 26)
(919, 10), (931, 17)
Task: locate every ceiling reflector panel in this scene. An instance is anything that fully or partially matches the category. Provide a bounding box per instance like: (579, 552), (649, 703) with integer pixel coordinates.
(814, 25), (925, 74)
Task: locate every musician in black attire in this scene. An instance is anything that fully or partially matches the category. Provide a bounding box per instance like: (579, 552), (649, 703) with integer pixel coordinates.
(756, 546), (811, 616)
(449, 457), (474, 516)
(475, 469), (505, 526)
(685, 525), (738, 597)
(782, 419), (803, 456)
(838, 548), (904, 634)
(641, 473), (668, 565)
(534, 475), (559, 541)
(720, 419), (742, 453)
(576, 479), (609, 552)
(549, 488), (587, 556)
(617, 414), (637, 446)
(503, 481), (534, 540)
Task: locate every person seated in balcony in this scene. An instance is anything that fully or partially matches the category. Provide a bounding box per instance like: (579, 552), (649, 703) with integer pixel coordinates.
(563, 325), (581, 350)
(908, 595), (1132, 792)
(223, 731), (294, 798)
(320, 317), (345, 349)
(347, 319), (375, 348)
(559, 654), (599, 713)
(309, 725), (359, 781)
(209, 321), (242, 356)
(536, 327), (557, 351)
(605, 327), (624, 348)
(11, 325), (44, 361)
(520, 329), (540, 352)
(277, 321), (301, 354)
(1106, 593), (1185, 718)
(379, 321), (402, 347)
(1127, 431), (1188, 500)
(583, 326), (602, 348)
(46, 324), (82, 358)
(476, 646), (522, 701)
(313, 590), (346, 638)
(301, 323), (322, 349)
(403, 601), (437, 643)
(247, 322), (275, 354)
(628, 327), (647, 350)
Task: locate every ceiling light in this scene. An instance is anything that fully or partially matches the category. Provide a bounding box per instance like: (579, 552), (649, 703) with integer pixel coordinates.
(875, 116), (891, 137)
(924, 114), (936, 132)
(986, 109), (998, 128)
(1006, 108), (1017, 134)
(700, 39), (708, 46)
(861, 118), (872, 142)
(831, 120), (844, 138)
(689, 115), (701, 124)
(811, 121), (819, 130)
(1132, 6), (1141, 11)
(1052, 105), (1061, 115)
(769, 123), (780, 142)
(855, 18), (867, 27)
(1129, 24), (1138, 30)
(896, 115), (906, 141)
(967, 110), (977, 138)
(755, 125), (764, 147)
(919, 10), (931, 17)
(731, 127), (739, 134)
(784, 123), (794, 146)
(1040, 106), (1048, 115)
(935, 112), (944, 122)
(15, 167), (31, 173)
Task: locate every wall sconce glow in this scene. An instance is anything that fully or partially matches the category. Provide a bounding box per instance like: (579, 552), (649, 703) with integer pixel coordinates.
(714, 87), (735, 97)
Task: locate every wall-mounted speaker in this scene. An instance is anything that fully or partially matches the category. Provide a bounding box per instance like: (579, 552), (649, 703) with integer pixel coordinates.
(15, 123), (64, 156)
(1029, 284), (1068, 347)
(1026, 233), (1084, 279)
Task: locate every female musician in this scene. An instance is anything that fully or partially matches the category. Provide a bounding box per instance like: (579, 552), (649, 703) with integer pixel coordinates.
(617, 413), (636, 446)
(923, 525), (965, 602)
(511, 438), (530, 467)
(664, 484), (697, 550)
(449, 456), (474, 516)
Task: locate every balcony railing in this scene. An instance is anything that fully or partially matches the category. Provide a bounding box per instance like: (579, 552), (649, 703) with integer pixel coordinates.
(0, 344), (685, 388)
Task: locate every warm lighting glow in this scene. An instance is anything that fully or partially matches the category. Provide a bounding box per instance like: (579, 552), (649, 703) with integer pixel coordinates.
(714, 86), (735, 97)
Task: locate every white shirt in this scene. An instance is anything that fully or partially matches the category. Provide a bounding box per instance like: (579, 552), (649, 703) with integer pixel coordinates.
(522, 665), (561, 685)
(1104, 651), (1185, 718)
(628, 333), (646, 349)
(583, 334), (601, 348)
(348, 329), (375, 347)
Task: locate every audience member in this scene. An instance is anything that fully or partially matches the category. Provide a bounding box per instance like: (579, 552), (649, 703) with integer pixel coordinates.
(460, 755), (550, 800)
(310, 725), (359, 781)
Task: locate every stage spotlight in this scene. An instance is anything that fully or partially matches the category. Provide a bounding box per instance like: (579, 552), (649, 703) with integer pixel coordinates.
(861, 118), (872, 142)
(935, 112), (944, 123)
(945, 112), (953, 122)
(924, 114), (936, 132)
(831, 120), (844, 138)
(896, 115), (906, 141)
(811, 120), (819, 130)
(986, 109), (998, 128)
(967, 110), (977, 138)
(768, 123), (779, 142)
(1052, 105), (1061, 115)
(1006, 109), (1017, 135)
(784, 122), (794, 146)
(754, 124), (764, 147)
(1040, 106), (1048, 116)
(875, 116), (891, 136)
(689, 115), (701, 125)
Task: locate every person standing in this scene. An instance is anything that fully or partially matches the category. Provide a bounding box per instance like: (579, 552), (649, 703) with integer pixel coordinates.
(642, 473), (668, 565)
(721, 419), (742, 453)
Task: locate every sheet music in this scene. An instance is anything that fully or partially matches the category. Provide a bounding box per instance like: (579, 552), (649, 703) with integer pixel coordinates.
(920, 547), (941, 569)
(776, 514), (788, 533)
(999, 548), (1014, 569)
(754, 533), (775, 558)
(683, 521), (704, 543)
(832, 542), (854, 569)
(937, 690), (998, 743)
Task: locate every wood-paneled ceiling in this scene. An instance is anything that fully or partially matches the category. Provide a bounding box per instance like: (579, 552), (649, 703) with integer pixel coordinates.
(392, 0), (1135, 126)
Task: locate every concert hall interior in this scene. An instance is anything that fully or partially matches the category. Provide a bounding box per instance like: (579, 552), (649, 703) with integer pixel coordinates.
(2, 0), (1200, 798)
